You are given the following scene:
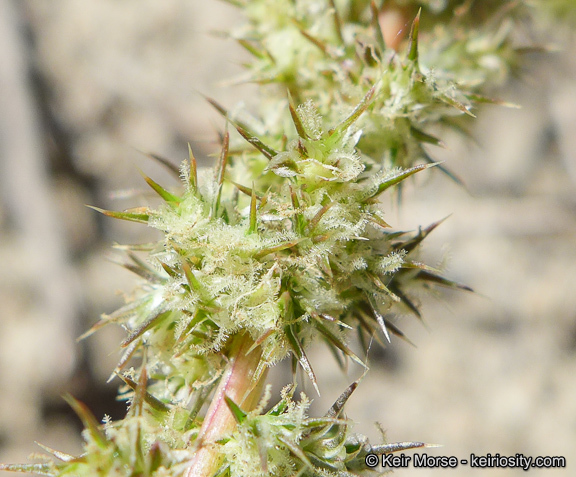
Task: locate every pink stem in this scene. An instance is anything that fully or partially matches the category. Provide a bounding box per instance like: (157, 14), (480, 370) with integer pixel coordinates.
(186, 333), (266, 477)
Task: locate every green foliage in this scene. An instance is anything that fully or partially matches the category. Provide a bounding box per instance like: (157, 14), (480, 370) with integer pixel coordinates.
(2, 1), (563, 476)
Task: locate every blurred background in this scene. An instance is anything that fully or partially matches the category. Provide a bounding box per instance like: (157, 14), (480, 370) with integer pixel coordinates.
(0, 1), (575, 476)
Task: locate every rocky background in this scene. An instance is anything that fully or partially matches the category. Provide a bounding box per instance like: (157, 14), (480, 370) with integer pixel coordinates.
(0, 1), (575, 476)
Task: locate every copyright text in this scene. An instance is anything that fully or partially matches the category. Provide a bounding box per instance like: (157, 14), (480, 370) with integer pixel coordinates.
(364, 452), (566, 470)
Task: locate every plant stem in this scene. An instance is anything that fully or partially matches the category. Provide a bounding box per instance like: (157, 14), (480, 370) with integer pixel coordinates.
(186, 333), (266, 477)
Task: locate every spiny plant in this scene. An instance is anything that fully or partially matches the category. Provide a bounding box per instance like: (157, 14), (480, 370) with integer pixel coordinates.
(227, 0), (529, 179)
(0, 1), (562, 476)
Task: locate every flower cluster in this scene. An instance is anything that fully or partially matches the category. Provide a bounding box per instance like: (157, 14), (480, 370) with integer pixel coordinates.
(87, 94), (455, 401)
(1, 1), (558, 476)
(220, 382), (428, 477)
(227, 0), (534, 176)
(2, 91), (461, 477)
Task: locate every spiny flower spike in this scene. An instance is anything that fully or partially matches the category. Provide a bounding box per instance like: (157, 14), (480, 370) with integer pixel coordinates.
(82, 96), (449, 406)
(1, 363), (193, 476)
(219, 379), (436, 476)
(199, 95), (456, 380)
(229, 1), (515, 180)
(0, 2), (565, 476)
